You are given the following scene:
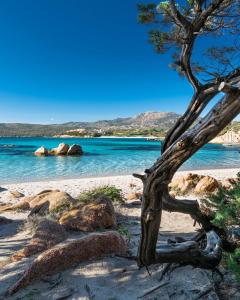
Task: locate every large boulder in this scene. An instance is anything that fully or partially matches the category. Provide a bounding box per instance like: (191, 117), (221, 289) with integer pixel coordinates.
(194, 176), (220, 195)
(8, 231), (128, 295)
(50, 143), (69, 155)
(34, 146), (48, 156)
(11, 219), (67, 262)
(59, 196), (116, 231)
(67, 144), (83, 155)
(25, 190), (75, 212)
(0, 190), (74, 213)
(170, 173), (203, 194)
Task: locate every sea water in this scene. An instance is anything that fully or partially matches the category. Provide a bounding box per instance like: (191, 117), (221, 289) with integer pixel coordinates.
(0, 137), (239, 183)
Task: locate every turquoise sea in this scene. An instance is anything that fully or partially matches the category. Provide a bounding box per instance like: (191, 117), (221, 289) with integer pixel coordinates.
(0, 137), (240, 183)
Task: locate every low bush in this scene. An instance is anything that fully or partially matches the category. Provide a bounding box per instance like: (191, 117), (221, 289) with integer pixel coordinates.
(77, 185), (125, 204)
(203, 173), (240, 279)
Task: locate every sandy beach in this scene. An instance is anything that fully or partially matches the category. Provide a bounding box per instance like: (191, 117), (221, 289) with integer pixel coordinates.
(1, 168), (239, 201)
(0, 168), (239, 299)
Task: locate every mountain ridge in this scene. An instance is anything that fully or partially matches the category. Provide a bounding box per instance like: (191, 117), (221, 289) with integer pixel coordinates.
(0, 111), (180, 137)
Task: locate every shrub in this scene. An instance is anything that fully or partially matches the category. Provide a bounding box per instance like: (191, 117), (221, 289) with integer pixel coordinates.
(117, 224), (131, 240)
(50, 202), (71, 214)
(77, 185), (125, 204)
(203, 173), (240, 279)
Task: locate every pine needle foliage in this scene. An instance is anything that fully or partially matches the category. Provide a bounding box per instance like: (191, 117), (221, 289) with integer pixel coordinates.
(204, 172), (240, 279)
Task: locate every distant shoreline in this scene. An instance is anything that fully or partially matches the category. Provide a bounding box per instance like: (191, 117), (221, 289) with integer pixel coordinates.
(0, 135), (164, 140)
(1, 135), (240, 145)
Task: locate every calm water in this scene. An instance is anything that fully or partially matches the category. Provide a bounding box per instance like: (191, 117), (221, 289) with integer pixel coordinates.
(0, 137), (240, 183)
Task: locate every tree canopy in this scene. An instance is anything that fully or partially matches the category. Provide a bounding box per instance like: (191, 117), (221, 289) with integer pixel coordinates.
(138, 0), (240, 88)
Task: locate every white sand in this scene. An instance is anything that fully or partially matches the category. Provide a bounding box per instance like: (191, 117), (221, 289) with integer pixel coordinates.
(0, 168), (239, 299)
(0, 168), (238, 203)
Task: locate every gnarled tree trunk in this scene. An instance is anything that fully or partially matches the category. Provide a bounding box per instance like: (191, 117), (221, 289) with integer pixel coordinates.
(135, 83), (240, 268)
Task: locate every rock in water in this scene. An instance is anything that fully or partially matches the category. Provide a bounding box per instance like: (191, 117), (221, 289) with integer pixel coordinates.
(11, 219), (67, 262)
(59, 196), (116, 231)
(8, 231), (127, 295)
(34, 146), (48, 156)
(194, 176), (220, 194)
(67, 144), (83, 155)
(50, 143), (69, 155)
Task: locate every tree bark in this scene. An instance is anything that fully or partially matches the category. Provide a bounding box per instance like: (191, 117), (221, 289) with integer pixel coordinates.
(161, 91), (216, 153)
(137, 84), (240, 268)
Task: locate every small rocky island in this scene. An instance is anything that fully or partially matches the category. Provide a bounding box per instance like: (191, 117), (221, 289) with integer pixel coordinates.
(34, 143), (83, 156)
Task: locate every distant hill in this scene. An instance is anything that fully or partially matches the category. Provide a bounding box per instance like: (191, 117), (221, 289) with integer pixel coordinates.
(0, 112), (180, 137)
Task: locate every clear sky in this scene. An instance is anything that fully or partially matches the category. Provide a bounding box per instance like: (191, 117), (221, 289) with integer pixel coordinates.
(0, 0), (205, 124)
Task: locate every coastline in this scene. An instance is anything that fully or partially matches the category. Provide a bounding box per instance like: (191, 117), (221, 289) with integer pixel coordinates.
(1, 168), (239, 298)
(1, 135), (240, 144)
(1, 168), (239, 200)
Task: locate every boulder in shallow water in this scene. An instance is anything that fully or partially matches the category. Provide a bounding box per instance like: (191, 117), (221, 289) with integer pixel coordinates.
(11, 219), (67, 262)
(67, 144), (83, 155)
(59, 195), (116, 231)
(8, 231), (128, 295)
(34, 146), (48, 156)
(50, 143), (69, 155)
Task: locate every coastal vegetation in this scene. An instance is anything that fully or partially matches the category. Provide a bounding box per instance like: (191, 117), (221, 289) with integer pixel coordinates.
(135, 0), (240, 269)
(1, 115), (240, 140)
(63, 128), (166, 138)
(204, 175), (240, 280)
(77, 185), (125, 204)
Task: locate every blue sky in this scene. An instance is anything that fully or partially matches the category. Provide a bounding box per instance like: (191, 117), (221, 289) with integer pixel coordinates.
(0, 0), (213, 123)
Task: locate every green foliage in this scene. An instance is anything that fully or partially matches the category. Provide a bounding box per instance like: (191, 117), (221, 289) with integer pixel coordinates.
(138, 0), (240, 82)
(63, 130), (102, 137)
(50, 202), (71, 214)
(104, 128), (166, 137)
(186, 0), (194, 5)
(77, 186), (125, 204)
(219, 121), (240, 135)
(62, 127), (166, 137)
(224, 248), (240, 281)
(117, 224), (131, 239)
(138, 3), (156, 24)
(157, 1), (170, 10)
(204, 173), (240, 279)
(204, 181), (240, 229)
